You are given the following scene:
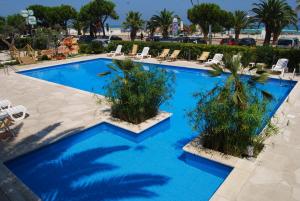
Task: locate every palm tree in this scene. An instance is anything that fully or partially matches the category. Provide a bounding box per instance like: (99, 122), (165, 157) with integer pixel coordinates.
(99, 59), (136, 81)
(252, 0), (297, 45)
(151, 9), (174, 38)
(188, 54), (273, 156)
(123, 11), (144, 41)
(210, 54), (272, 109)
(272, 6), (297, 44)
(146, 17), (158, 37)
(233, 10), (252, 39)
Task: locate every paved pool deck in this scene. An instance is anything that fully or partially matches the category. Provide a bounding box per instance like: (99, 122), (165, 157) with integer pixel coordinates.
(0, 54), (299, 201)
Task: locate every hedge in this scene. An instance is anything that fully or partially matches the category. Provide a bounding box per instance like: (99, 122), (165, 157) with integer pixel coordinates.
(106, 41), (300, 72)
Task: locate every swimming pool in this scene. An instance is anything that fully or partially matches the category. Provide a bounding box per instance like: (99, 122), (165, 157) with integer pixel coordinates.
(5, 59), (296, 201)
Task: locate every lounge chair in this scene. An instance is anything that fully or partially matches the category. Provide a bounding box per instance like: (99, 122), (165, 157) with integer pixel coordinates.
(135, 47), (151, 59)
(197, 52), (210, 63)
(272, 58), (288, 72)
(157, 49), (170, 60)
(167, 50), (181, 61)
(107, 45), (124, 57)
(0, 100), (12, 110)
(128, 44), (138, 57)
(1, 105), (27, 121)
(205, 54), (223, 65)
(0, 105), (27, 137)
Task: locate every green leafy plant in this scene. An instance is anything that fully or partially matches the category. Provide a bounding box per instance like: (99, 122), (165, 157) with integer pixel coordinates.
(151, 9), (174, 38)
(188, 54), (274, 157)
(100, 59), (175, 124)
(252, 0), (297, 45)
(123, 11), (144, 41)
(79, 41), (105, 54)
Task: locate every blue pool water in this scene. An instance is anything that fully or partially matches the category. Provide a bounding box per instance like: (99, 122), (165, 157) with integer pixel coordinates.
(5, 59), (296, 201)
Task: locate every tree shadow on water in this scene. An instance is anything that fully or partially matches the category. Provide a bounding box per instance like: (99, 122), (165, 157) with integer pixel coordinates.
(15, 144), (169, 201)
(68, 173), (170, 201)
(16, 145), (128, 200)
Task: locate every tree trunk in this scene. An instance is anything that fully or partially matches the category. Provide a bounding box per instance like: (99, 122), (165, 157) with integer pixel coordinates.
(162, 28), (168, 38)
(272, 32), (280, 45)
(130, 30), (137, 41)
(89, 23), (94, 37)
(263, 26), (272, 45)
(235, 29), (240, 40)
(203, 32), (208, 40)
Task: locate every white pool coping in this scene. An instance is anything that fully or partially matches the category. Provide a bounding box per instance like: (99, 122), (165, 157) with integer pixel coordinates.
(0, 54), (299, 201)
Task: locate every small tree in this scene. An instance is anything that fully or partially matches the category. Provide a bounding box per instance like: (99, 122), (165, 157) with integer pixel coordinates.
(151, 9), (174, 38)
(0, 15), (26, 50)
(220, 11), (234, 35)
(100, 59), (175, 124)
(233, 10), (252, 39)
(123, 11), (144, 41)
(146, 17), (158, 37)
(78, 0), (118, 37)
(187, 3), (223, 39)
(188, 54), (273, 157)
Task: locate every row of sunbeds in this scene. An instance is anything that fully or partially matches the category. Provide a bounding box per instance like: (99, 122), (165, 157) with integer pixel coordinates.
(107, 44), (222, 63)
(0, 100), (27, 137)
(107, 45), (181, 61)
(107, 45), (289, 72)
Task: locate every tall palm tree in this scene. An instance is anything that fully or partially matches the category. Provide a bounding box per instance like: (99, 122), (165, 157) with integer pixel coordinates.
(151, 9), (174, 38)
(146, 17), (158, 37)
(272, 5), (297, 44)
(252, 0), (297, 45)
(233, 10), (252, 39)
(123, 11), (144, 41)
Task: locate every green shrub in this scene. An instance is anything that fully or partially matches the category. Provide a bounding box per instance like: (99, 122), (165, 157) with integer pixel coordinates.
(108, 41), (300, 72)
(79, 43), (89, 54)
(79, 42), (105, 54)
(102, 59), (175, 124)
(188, 55), (273, 157)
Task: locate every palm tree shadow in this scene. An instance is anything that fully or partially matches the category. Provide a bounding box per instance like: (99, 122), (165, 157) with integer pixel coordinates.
(6, 145), (131, 201)
(69, 173), (170, 201)
(2, 122), (85, 160)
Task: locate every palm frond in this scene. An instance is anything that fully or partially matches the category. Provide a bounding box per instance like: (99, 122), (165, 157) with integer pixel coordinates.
(250, 72), (269, 84)
(209, 64), (223, 77)
(261, 90), (273, 101)
(98, 71), (111, 76)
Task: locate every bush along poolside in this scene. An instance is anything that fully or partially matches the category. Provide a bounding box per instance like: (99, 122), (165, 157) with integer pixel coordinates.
(106, 41), (300, 72)
(100, 59), (175, 124)
(188, 53), (278, 157)
(79, 41), (105, 54)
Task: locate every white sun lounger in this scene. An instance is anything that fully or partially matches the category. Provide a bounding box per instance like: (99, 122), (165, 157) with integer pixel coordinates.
(272, 58), (288, 72)
(107, 45), (124, 57)
(135, 47), (151, 59)
(1, 105), (27, 121)
(0, 105), (27, 136)
(0, 100), (12, 110)
(205, 54), (223, 65)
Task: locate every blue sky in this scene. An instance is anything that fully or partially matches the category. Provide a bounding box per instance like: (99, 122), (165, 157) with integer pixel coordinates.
(0, 0), (297, 25)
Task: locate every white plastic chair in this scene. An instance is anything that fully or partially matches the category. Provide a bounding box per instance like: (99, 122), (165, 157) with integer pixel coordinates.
(107, 45), (124, 57)
(135, 47), (151, 59)
(272, 59), (288, 72)
(205, 54), (223, 65)
(2, 105), (27, 121)
(0, 100), (11, 110)
(0, 105), (27, 137)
